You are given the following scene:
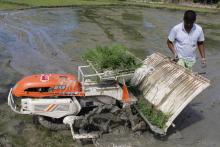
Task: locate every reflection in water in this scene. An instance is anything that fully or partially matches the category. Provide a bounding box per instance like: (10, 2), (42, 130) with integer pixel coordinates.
(0, 9), (79, 75)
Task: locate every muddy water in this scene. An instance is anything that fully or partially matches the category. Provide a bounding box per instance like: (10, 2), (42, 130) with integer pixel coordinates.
(0, 7), (220, 147)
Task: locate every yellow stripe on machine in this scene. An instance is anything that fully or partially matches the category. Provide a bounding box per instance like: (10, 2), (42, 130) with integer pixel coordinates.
(44, 104), (57, 112)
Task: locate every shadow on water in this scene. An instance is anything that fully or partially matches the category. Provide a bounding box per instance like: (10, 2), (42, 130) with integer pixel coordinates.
(167, 105), (203, 136)
(151, 105), (203, 142)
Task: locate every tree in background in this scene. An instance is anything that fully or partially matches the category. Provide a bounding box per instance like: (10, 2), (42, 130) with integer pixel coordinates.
(193, 0), (219, 4)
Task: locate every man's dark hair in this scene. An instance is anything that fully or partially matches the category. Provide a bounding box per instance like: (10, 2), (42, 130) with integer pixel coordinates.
(184, 10), (197, 23)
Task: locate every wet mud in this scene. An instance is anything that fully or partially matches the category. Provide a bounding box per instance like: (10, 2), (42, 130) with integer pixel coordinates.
(0, 6), (220, 147)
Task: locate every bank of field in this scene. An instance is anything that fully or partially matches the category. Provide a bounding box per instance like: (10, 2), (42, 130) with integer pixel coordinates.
(0, 0), (219, 13)
(0, 1), (26, 9)
(0, 0), (118, 10)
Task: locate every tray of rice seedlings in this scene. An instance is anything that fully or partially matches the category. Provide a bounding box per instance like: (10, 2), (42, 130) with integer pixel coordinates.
(82, 45), (141, 74)
(126, 81), (169, 132)
(128, 52), (210, 135)
(135, 98), (169, 130)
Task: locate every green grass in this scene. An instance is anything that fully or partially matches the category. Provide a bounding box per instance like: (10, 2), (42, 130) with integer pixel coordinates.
(126, 2), (219, 13)
(137, 98), (169, 129)
(0, 0), (119, 7)
(0, 0), (219, 13)
(0, 1), (25, 10)
(0, 0), (119, 10)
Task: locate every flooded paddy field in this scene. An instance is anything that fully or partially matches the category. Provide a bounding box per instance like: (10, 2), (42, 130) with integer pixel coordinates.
(0, 6), (220, 147)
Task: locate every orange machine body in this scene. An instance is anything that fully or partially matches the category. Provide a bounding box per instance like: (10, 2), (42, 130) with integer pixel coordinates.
(12, 74), (84, 98)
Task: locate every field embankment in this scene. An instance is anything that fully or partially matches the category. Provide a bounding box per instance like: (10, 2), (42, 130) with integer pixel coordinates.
(0, 0), (219, 13)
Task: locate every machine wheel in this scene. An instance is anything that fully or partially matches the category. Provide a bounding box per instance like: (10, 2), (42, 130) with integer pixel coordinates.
(37, 116), (69, 130)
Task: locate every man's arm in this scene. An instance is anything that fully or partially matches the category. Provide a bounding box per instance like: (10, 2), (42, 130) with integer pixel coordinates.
(167, 39), (178, 62)
(197, 41), (205, 58)
(197, 41), (206, 66)
(197, 27), (206, 66)
(167, 39), (177, 57)
(167, 26), (177, 57)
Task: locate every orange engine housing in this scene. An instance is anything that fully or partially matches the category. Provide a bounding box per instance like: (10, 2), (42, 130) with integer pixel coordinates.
(12, 74), (84, 98)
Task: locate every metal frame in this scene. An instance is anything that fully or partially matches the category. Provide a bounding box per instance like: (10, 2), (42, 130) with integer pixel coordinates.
(77, 63), (138, 103)
(8, 88), (82, 117)
(134, 52), (210, 135)
(8, 88), (27, 114)
(78, 63), (135, 83)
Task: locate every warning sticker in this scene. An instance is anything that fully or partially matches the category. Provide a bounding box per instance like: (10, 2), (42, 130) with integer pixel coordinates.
(40, 74), (49, 82)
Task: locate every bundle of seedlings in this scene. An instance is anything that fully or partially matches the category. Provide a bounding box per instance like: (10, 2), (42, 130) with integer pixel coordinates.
(125, 80), (169, 129)
(136, 98), (169, 129)
(82, 45), (140, 73)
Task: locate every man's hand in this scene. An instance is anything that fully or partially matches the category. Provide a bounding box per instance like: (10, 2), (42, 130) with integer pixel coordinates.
(172, 53), (179, 63)
(201, 58), (207, 68)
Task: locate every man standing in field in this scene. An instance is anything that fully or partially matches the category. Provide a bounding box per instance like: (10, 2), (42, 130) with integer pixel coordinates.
(167, 10), (206, 70)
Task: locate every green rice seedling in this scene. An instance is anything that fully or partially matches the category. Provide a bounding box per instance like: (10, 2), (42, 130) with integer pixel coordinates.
(82, 44), (140, 72)
(125, 71), (169, 129)
(137, 98), (169, 129)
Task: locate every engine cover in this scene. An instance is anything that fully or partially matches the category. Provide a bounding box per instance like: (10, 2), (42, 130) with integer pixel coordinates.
(20, 97), (81, 118)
